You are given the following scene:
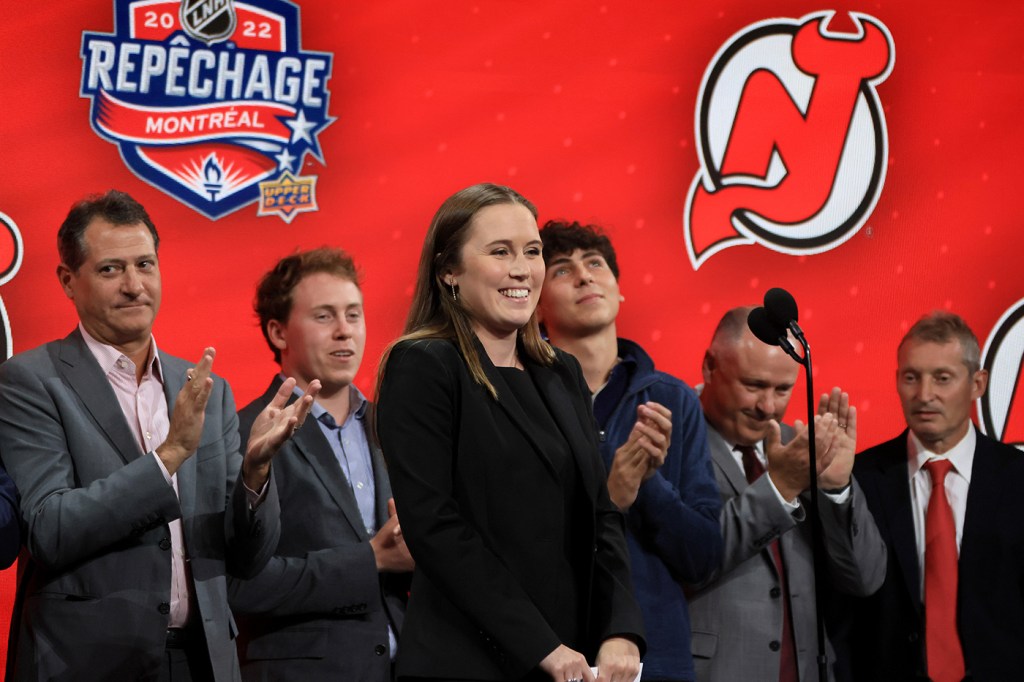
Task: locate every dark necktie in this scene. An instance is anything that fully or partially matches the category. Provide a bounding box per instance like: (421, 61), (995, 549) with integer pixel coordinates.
(737, 445), (799, 682)
(923, 458), (965, 682)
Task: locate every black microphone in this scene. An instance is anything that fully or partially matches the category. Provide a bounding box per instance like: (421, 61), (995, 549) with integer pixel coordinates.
(747, 305), (799, 360)
(747, 307), (785, 346)
(764, 287), (806, 343)
(764, 287), (798, 326)
(751, 287), (825, 681)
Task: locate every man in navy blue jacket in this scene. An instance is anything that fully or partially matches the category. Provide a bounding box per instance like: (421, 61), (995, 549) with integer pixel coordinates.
(538, 220), (722, 682)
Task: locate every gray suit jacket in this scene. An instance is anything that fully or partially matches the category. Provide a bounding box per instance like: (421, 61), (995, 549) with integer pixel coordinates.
(687, 423), (886, 682)
(228, 377), (408, 682)
(0, 329), (280, 682)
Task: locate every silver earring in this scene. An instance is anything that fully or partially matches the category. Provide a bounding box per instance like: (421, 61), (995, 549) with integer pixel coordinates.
(449, 281), (457, 301)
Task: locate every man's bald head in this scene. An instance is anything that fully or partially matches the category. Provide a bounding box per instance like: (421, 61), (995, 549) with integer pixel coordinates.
(701, 306), (799, 446)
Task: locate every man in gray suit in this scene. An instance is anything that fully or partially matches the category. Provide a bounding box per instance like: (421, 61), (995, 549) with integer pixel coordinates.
(228, 248), (412, 681)
(0, 190), (318, 682)
(687, 306), (886, 681)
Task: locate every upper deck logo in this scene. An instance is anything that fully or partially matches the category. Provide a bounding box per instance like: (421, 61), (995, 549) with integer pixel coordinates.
(978, 299), (1024, 451)
(684, 12), (894, 269)
(80, 0), (334, 220)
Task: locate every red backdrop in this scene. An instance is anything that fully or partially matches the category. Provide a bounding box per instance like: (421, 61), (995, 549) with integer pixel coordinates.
(2, 0), (1022, 666)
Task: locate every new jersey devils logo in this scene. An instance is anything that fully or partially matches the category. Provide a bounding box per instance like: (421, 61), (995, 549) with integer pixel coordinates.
(0, 211), (24, 361)
(684, 11), (895, 269)
(978, 299), (1024, 451)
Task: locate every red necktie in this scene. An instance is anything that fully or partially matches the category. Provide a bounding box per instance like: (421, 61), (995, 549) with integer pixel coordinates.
(738, 445), (799, 682)
(923, 458), (965, 682)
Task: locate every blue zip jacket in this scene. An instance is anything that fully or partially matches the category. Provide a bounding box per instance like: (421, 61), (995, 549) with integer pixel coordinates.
(595, 339), (722, 681)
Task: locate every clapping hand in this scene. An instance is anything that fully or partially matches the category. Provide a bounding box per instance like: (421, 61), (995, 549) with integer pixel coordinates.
(242, 377), (321, 490)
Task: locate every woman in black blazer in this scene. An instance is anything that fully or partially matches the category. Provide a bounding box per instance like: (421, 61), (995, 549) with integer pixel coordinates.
(376, 183), (645, 682)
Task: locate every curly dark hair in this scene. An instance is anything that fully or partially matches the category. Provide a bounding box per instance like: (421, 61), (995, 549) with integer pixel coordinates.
(538, 220), (620, 279)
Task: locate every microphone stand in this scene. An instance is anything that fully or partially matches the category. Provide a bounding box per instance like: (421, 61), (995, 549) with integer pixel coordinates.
(775, 322), (829, 682)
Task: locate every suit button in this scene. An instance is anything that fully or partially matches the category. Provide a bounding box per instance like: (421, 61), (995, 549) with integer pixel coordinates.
(770, 587), (781, 598)
(769, 640), (781, 652)
(374, 644), (386, 656)
(908, 632), (919, 643)
(159, 538), (171, 551)
(157, 602), (170, 615)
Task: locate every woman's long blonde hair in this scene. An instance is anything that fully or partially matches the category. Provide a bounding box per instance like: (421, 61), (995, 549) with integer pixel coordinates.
(378, 183), (554, 399)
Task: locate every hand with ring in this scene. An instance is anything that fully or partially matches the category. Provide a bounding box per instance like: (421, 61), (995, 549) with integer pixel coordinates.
(817, 386), (858, 491)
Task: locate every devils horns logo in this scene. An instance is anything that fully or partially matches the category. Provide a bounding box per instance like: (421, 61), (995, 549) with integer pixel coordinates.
(0, 212), (24, 361)
(684, 11), (895, 269)
(978, 299), (1024, 451)
(80, 0), (334, 220)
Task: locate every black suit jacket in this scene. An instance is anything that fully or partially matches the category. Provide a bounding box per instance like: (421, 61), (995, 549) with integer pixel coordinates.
(846, 429), (1024, 681)
(376, 338), (645, 680)
(228, 377), (408, 682)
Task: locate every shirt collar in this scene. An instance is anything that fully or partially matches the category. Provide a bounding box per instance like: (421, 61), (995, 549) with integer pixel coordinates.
(907, 423), (976, 483)
(284, 376), (367, 426)
(729, 439), (764, 459)
(712, 425), (765, 461)
(79, 323), (162, 380)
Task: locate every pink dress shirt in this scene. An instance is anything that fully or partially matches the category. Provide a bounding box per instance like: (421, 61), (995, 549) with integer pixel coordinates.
(80, 326), (193, 628)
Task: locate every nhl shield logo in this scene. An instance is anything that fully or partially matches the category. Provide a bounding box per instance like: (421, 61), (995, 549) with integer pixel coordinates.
(180, 0), (237, 45)
(684, 11), (895, 269)
(978, 299), (1024, 451)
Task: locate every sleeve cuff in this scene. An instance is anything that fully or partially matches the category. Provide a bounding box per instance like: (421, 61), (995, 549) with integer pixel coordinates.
(766, 474), (802, 512)
(152, 452), (174, 486)
(243, 477), (269, 510)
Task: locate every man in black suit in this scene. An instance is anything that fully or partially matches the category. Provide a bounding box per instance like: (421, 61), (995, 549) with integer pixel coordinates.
(228, 247), (411, 681)
(847, 311), (1024, 682)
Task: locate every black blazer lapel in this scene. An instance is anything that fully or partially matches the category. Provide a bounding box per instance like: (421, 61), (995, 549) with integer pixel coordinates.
(475, 341), (558, 477)
(960, 433), (1006, 581)
(525, 355), (601, 505)
(58, 329), (142, 465)
(878, 435), (922, 614)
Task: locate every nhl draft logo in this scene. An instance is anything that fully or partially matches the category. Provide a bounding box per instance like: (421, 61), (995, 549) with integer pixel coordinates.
(80, 0), (334, 221)
(0, 211), (24, 361)
(684, 12), (895, 269)
(978, 299), (1024, 451)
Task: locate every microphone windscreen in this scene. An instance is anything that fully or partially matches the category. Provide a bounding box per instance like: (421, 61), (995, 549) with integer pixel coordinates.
(747, 307), (784, 347)
(765, 287), (799, 325)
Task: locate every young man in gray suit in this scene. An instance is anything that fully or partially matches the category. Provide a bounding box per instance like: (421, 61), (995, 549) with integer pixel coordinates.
(229, 248), (412, 681)
(687, 306), (886, 682)
(0, 190), (318, 681)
